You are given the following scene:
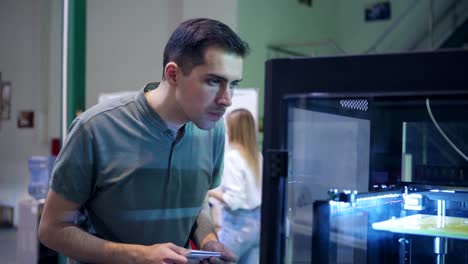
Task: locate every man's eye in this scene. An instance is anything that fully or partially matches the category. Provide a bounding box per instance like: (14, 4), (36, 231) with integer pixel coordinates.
(207, 79), (221, 86)
(230, 82), (239, 89)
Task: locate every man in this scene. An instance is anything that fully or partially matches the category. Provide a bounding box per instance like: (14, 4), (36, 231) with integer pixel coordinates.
(38, 18), (249, 264)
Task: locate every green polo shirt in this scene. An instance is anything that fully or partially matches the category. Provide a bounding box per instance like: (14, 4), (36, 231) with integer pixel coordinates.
(51, 83), (224, 249)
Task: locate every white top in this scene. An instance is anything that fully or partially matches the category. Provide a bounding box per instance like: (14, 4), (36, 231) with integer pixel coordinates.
(221, 149), (262, 210)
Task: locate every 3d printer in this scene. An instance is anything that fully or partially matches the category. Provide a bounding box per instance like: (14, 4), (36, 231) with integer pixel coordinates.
(260, 49), (468, 264)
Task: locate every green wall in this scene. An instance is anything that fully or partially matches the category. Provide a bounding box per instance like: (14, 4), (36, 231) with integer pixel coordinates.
(237, 0), (422, 119)
(66, 0), (86, 128)
(237, 0), (338, 119)
(337, 0), (414, 54)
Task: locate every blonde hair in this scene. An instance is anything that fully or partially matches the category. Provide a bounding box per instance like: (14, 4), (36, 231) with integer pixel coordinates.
(226, 108), (261, 186)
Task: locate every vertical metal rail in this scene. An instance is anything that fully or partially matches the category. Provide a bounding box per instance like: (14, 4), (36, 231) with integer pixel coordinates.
(61, 0), (69, 140)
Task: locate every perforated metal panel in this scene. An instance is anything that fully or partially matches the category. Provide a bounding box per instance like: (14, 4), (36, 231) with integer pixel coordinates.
(340, 99), (369, 111)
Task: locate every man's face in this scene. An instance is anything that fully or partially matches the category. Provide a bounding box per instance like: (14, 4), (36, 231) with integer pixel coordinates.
(175, 47), (243, 130)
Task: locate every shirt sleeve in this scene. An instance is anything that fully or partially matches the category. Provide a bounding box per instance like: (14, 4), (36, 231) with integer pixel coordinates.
(50, 118), (96, 204)
(222, 151), (247, 210)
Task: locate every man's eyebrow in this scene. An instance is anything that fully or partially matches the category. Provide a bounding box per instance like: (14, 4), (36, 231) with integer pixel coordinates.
(206, 73), (242, 83)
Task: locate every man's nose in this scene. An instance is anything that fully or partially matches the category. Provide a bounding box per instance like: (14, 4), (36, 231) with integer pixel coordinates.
(216, 86), (232, 107)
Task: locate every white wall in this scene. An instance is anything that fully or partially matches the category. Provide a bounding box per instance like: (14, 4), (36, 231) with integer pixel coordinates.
(182, 0), (237, 31)
(86, 0), (238, 108)
(0, 0), (61, 226)
(86, 0), (178, 108)
(47, 0), (63, 142)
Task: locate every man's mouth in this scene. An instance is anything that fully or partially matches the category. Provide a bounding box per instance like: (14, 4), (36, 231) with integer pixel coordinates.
(207, 111), (224, 120)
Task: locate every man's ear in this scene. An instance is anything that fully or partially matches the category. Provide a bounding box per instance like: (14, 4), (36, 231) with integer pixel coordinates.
(164, 62), (179, 85)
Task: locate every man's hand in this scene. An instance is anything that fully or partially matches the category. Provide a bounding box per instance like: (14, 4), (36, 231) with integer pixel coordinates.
(140, 243), (190, 264)
(201, 240), (238, 264)
(39, 191), (191, 264)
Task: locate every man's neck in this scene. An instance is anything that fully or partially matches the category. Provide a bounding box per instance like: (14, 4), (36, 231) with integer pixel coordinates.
(145, 82), (186, 132)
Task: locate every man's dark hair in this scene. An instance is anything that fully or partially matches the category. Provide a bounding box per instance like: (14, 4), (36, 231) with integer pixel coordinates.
(163, 18), (250, 77)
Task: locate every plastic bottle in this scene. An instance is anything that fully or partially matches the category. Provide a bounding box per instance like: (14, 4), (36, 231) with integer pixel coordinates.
(27, 156), (53, 200)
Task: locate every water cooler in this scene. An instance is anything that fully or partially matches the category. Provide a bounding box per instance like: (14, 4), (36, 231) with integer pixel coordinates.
(17, 156), (58, 263)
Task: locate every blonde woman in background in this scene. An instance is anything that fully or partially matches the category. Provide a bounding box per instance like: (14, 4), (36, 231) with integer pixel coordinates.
(209, 108), (262, 264)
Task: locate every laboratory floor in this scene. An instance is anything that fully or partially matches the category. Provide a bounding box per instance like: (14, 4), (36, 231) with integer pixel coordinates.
(0, 227), (17, 264)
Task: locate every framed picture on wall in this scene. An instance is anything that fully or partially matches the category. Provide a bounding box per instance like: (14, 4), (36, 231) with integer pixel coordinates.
(1, 81), (12, 120)
(365, 1), (391, 22)
(17, 110), (34, 128)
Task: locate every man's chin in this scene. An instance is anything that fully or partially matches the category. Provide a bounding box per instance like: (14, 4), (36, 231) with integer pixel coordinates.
(193, 120), (218, 130)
